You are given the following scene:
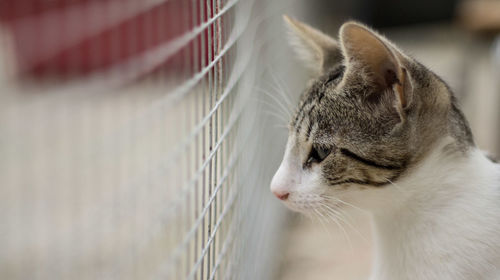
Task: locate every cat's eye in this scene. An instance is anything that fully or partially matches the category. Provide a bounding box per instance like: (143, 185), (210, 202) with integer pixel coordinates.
(325, 73), (341, 85)
(306, 145), (332, 166)
(324, 66), (345, 85)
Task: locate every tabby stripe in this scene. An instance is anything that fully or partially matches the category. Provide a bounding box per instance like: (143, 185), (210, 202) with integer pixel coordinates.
(340, 148), (402, 170)
(328, 172), (402, 187)
(293, 90), (324, 130)
(329, 178), (389, 187)
(295, 111), (305, 133)
(296, 104), (315, 134)
(306, 122), (313, 140)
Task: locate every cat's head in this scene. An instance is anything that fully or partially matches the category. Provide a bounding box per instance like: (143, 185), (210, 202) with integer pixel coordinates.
(270, 17), (473, 213)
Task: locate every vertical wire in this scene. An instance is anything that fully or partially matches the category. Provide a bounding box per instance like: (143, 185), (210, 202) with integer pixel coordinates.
(163, 1), (174, 277)
(169, 53), (177, 280)
(0, 0), (288, 279)
(180, 7), (187, 273)
(201, 1), (211, 278)
(219, 4), (227, 277)
(221, 4), (231, 278)
(206, 0), (215, 276)
(134, 2), (141, 277)
(188, 0), (197, 277)
(163, 2), (172, 278)
(194, 0), (201, 276)
(214, 0), (223, 276)
(181, 0), (190, 276)
(219, 5), (230, 277)
(190, 0), (198, 277)
(230, 19), (235, 280)
(232, 2), (240, 274)
(176, 1), (185, 279)
(194, 0), (205, 279)
(210, 0), (217, 272)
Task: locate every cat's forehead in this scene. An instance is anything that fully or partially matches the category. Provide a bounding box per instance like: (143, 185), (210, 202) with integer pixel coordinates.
(290, 72), (400, 143)
(292, 68), (346, 121)
(290, 78), (352, 139)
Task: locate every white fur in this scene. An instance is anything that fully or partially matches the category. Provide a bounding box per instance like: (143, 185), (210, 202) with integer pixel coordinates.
(364, 138), (500, 280)
(272, 137), (500, 279)
(271, 137), (327, 212)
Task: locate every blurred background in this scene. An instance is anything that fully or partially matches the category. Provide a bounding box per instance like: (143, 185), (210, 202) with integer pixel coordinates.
(0, 0), (499, 279)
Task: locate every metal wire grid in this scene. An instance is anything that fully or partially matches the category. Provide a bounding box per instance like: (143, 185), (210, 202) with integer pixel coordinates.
(0, 0), (294, 279)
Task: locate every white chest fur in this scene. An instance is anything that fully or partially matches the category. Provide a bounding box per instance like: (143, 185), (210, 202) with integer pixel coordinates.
(367, 144), (500, 280)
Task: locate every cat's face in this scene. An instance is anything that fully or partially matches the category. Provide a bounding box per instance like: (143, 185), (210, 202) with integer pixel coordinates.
(270, 17), (473, 214)
(271, 65), (408, 213)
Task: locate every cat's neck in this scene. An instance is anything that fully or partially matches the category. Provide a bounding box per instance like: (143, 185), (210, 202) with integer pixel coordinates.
(368, 138), (500, 280)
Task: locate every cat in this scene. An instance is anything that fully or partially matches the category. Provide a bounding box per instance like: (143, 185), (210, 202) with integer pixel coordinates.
(270, 15), (500, 280)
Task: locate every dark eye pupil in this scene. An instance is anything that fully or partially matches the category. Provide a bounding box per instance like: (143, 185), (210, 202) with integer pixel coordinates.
(308, 146), (331, 164)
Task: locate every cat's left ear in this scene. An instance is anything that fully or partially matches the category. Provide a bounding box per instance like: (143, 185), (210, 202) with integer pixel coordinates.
(283, 15), (343, 75)
(340, 22), (412, 119)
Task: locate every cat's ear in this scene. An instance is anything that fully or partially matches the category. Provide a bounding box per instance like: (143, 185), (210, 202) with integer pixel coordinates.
(339, 22), (412, 119)
(283, 15), (343, 75)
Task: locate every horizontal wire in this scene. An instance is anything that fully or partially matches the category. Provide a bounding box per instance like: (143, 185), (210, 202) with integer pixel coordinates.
(109, 32), (271, 264)
(144, 92), (244, 232)
(159, 8), (272, 277)
(161, 18), (271, 225)
(155, 171), (239, 280)
(53, 0), (248, 171)
(208, 199), (240, 280)
(76, 15), (259, 239)
(157, 55), (268, 274)
(165, 92), (268, 278)
(121, 1), (268, 278)
(26, 0), (240, 96)
(149, 34), (244, 164)
(158, 4), (264, 171)
(3, 0), (289, 279)
(108, 144), (241, 279)
(105, 0), (246, 132)
(185, 188), (238, 280)
(169, 12), (271, 278)
(105, 0), (241, 87)
(222, 237), (239, 280)
(163, 138), (240, 260)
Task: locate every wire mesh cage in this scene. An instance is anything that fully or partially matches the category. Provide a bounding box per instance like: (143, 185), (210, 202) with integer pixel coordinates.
(0, 0), (306, 279)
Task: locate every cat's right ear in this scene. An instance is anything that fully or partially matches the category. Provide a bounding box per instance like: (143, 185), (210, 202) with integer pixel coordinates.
(283, 15), (343, 75)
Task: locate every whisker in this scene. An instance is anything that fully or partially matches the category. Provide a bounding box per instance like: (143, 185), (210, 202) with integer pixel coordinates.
(268, 71), (294, 110)
(254, 87), (288, 111)
(254, 96), (290, 123)
(254, 98), (290, 125)
(386, 178), (406, 195)
(317, 204), (353, 249)
(256, 88), (292, 119)
(312, 208), (334, 241)
(321, 202), (369, 245)
(321, 195), (368, 214)
(268, 80), (292, 109)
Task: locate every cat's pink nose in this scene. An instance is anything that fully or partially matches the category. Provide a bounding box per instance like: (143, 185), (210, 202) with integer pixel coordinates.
(273, 191), (289, 201)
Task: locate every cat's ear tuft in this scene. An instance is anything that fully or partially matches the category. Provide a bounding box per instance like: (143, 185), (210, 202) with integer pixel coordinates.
(283, 15), (342, 75)
(339, 21), (412, 119)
